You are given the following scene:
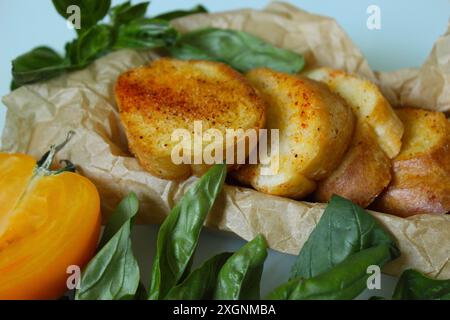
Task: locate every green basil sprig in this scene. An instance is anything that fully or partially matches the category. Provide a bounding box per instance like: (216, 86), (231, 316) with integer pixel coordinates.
(268, 195), (400, 300)
(148, 164), (227, 300)
(214, 234), (268, 300)
(392, 269), (450, 300)
(11, 1), (306, 89)
(75, 193), (140, 300)
(269, 244), (394, 300)
(168, 28), (305, 73)
(10, 1), (185, 88)
(291, 195), (399, 279)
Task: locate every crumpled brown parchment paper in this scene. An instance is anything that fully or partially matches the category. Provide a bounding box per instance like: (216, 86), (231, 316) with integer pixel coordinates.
(1, 2), (449, 278)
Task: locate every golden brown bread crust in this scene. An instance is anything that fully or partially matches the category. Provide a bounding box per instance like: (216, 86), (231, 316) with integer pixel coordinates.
(233, 68), (355, 199)
(305, 68), (402, 208)
(315, 121), (392, 208)
(115, 58), (266, 179)
(373, 108), (450, 216)
(306, 68), (404, 158)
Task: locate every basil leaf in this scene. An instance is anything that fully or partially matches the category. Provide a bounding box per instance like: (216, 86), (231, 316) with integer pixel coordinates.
(165, 252), (232, 300)
(154, 5), (208, 21)
(392, 269), (450, 300)
(149, 164), (227, 300)
(75, 220), (139, 300)
(75, 193), (140, 300)
(269, 196), (399, 300)
(110, 1), (149, 26)
(291, 195), (399, 280)
(214, 235), (268, 300)
(52, 0), (111, 34)
(269, 244), (394, 300)
(99, 192), (139, 248)
(168, 28), (304, 73)
(113, 18), (178, 50)
(66, 24), (113, 67)
(12, 46), (69, 87)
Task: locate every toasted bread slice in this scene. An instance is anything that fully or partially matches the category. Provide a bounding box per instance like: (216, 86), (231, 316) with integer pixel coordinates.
(315, 121), (392, 207)
(233, 68), (355, 199)
(306, 68), (403, 158)
(115, 58), (266, 179)
(373, 108), (450, 216)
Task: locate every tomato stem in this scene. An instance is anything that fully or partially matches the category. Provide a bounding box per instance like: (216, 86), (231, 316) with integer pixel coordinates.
(36, 131), (76, 175)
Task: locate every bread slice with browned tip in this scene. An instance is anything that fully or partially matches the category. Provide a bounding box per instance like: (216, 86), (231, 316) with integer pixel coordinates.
(233, 68), (355, 199)
(373, 108), (450, 217)
(306, 68), (404, 158)
(306, 68), (398, 207)
(115, 58), (266, 180)
(315, 121), (392, 208)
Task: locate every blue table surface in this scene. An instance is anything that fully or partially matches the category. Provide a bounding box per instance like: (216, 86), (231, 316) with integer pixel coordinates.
(0, 0), (448, 298)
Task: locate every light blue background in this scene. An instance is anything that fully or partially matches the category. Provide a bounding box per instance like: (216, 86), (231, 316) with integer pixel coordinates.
(0, 0), (448, 298)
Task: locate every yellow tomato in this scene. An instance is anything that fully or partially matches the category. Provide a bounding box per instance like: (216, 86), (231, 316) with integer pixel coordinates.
(0, 133), (101, 299)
